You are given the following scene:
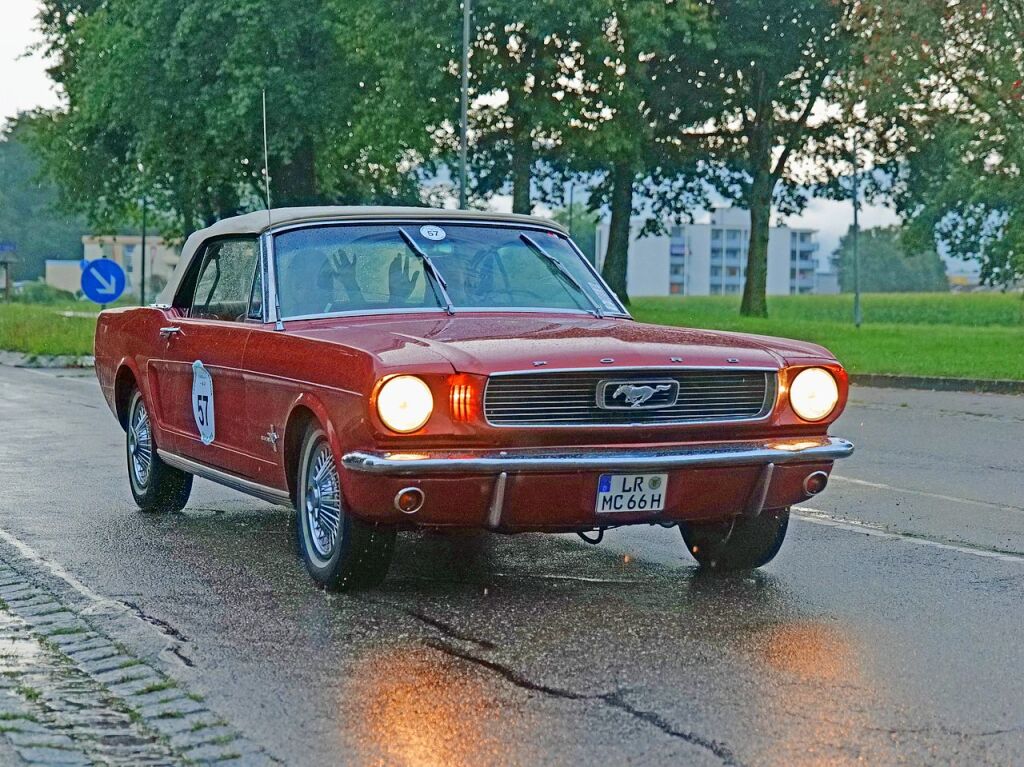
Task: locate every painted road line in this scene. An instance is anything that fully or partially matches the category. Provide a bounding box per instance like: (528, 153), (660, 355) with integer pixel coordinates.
(829, 475), (1024, 515)
(793, 507), (1024, 564)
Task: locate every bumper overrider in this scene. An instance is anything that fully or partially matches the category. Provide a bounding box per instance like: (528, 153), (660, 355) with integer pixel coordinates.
(340, 437), (854, 532)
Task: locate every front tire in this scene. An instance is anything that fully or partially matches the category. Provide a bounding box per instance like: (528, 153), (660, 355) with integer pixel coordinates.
(295, 427), (395, 591)
(126, 388), (192, 512)
(681, 508), (789, 571)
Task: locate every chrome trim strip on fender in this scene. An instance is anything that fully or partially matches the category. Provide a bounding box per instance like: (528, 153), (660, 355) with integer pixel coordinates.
(157, 449), (293, 508)
(342, 437), (854, 476)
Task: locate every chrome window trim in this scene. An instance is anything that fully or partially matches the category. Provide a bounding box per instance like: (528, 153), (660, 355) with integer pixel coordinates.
(262, 231), (282, 327)
(268, 306), (615, 323)
(262, 218), (631, 323)
(482, 366), (779, 429)
(257, 232), (271, 323)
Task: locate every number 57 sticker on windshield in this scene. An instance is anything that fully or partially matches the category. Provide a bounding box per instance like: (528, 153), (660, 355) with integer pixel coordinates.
(192, 360), (215, 445)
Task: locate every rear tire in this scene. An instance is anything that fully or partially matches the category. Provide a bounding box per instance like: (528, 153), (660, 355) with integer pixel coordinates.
(126, 388), (192, 512)
(295, 427), (395, 591)
(681, 508), (789, 571)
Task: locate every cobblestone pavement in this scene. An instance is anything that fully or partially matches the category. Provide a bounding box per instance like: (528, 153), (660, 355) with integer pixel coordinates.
(0, 560), (277, 766)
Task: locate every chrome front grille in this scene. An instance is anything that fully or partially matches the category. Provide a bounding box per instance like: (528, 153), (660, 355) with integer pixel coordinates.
(483, 369), (777, 427)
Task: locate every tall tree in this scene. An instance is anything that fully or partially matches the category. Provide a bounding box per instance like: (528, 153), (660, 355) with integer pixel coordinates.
(834, 226), (948, 293)
(854, 0), (1024, 287)
(653, 0), (859, 317)
(571, 0), (711, 305)
(32, 0), (422, 237)
(0, 119), (88, 281)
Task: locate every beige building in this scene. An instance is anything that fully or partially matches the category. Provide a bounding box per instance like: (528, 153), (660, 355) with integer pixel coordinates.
(46, 235), (180, 302)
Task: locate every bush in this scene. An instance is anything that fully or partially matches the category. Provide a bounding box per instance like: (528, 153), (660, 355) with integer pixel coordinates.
(13, 281), (78, 305)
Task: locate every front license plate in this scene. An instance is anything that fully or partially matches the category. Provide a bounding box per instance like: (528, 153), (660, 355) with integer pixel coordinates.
(596, 474), (668, 513)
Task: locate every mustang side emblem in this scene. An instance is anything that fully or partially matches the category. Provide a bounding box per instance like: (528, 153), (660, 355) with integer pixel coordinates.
(614, 384), (672, 408)
(597, 379), (680, 410)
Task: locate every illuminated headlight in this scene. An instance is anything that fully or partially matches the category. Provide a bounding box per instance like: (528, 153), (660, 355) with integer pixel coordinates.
(376, 376), (433, 433)
(788, 368), (839, 422)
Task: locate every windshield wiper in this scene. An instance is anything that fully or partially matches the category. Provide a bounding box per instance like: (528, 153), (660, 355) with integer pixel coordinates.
(397, 228), (455, 315)
(519, 234), (603, 318)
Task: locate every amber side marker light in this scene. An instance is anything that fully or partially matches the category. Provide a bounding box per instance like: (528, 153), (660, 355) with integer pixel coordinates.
(803, 471), (829, 495)
(450, 380), (476, 422)
(394, 487), (425, 514)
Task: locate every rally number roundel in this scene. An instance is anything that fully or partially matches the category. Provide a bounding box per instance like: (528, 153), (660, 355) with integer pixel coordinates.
(192, 360), (215, 445)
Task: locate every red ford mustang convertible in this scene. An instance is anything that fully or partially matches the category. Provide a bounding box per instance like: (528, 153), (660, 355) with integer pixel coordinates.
(95, 207), (853, 589)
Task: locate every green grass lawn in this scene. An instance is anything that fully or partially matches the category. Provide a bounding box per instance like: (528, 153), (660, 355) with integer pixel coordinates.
(632, 293), (1024, 381)
(0, 302), (100, 357)
(1, 292), (1023, 379)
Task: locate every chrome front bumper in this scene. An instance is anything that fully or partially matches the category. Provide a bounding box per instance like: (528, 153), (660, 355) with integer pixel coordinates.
(342, 436), (853, 476)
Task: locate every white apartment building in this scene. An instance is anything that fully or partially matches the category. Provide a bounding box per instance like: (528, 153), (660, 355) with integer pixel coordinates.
(595, 208), (824, 297)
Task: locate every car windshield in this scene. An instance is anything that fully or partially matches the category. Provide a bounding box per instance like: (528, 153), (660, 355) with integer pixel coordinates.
(272, 223), (624, 319)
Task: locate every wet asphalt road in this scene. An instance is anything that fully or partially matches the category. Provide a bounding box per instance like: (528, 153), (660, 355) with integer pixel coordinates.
(0, 365), (1022, 766)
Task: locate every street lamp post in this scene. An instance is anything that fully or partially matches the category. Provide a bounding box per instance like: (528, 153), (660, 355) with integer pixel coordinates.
(458, 0), (471, 210)
(851, 132), (862, 329)
(568, 181), (575, 237)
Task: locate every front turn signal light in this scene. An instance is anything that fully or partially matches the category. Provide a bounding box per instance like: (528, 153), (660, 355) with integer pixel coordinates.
(450, 380), (476, 422)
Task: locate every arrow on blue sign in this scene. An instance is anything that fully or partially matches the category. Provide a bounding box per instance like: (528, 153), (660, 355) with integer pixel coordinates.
(80, 259), (127, 304)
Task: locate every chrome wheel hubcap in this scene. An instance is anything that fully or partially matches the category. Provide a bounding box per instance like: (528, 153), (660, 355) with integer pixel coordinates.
(305, 442), (341, 559)
(129, 398), (153, 488)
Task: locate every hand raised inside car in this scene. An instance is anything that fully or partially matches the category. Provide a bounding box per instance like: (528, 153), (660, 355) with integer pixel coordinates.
(325, 249), (363, 300)
(389, 253), (421, 302)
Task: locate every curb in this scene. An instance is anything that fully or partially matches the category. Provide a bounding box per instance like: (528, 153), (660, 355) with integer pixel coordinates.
(0, 351), (94, 369)
(850, 373), (1024, 395)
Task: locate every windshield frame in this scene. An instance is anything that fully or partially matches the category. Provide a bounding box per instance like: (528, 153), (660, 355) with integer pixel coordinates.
(261, 219), (631, 324)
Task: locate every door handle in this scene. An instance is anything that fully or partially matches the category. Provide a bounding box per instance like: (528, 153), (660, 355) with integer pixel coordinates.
(159, 326), (182, 339)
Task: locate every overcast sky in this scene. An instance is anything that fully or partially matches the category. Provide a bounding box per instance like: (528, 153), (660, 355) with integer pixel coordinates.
(0, 0), (898, 259)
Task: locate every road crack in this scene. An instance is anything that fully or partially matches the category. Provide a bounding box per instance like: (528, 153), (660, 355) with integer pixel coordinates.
(119, 600), (190, 643)
(425, 639), (744, 766)
(400, 608), (498, 650)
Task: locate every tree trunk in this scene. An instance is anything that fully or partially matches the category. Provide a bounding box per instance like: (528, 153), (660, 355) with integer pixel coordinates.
(510, 137), (533, 215)
(740, 167), (774, 317)
(601, 161), (635, 306)
(274, 134), (318, 207)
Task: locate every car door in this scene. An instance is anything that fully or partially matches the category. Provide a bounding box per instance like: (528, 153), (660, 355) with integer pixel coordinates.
(147, 237), (261, 479)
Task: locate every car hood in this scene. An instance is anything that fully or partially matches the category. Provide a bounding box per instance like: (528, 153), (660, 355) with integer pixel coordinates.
(283, 313), (829, 374)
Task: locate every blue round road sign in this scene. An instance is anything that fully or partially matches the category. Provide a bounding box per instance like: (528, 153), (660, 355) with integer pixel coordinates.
(80, 259), (126, 304)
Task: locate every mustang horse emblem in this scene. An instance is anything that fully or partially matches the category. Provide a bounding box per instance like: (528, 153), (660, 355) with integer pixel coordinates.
(612, 384), (673, 408)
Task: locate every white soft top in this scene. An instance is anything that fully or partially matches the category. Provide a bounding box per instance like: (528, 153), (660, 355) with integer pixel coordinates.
(156, 205), (567, 305)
